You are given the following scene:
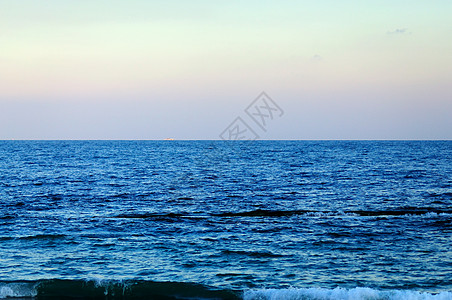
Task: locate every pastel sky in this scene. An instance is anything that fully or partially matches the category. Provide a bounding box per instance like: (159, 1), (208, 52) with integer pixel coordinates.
(1, 1), (451, 139)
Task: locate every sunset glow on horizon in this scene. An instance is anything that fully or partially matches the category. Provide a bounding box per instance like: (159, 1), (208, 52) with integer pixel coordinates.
(1, 1), (451, 139)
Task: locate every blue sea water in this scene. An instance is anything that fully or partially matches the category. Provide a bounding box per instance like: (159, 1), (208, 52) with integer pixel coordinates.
(0, 140), (451, 299)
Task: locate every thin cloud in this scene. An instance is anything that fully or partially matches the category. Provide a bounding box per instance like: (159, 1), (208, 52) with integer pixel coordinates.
(311, 54), (323, 62)
(387, 28), (411, 35)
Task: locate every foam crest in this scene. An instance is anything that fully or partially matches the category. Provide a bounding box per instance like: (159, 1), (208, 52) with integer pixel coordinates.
(243, 287), (452, 300)
(0, 282), (37, 299)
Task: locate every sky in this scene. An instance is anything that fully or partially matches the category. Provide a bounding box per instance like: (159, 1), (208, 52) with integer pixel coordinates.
(1, 0), (451, 140)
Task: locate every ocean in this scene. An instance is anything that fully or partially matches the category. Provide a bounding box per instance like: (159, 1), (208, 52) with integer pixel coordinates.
(0, 140), (451, 299)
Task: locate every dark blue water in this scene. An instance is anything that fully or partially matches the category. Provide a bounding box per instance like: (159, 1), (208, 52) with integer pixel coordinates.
(0, 141), (451, 299)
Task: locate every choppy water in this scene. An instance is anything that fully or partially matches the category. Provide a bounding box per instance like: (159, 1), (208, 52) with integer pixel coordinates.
(0, 141), (451, 299)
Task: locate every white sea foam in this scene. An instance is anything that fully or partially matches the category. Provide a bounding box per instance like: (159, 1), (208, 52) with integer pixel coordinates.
(0, 282), (37, 299)
(243, 287), (452, 300)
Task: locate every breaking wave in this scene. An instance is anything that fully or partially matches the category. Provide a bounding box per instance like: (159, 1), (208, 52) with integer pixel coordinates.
(244, 287), (452, 300)
(0, 279), (240, 299)
(1, 281), (451, 299)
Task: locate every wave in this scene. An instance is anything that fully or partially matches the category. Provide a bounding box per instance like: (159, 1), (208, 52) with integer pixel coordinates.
(1, 281), (451, 300)
(19, 234), (67, 240)
(221, 249), (285, 258)
(113, 208), (452, 220)
(214, 209), (358, 217)
(0, 234), (67, 241)
(0, 282), (37, 299)
(0, 279), (241, 299)
(214, 208), (452, 218)
(114, 212), (186, 219)
(244, 287), (452, 300)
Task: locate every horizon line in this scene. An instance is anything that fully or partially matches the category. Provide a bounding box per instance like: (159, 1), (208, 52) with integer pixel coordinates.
(1, 139), (451, 142)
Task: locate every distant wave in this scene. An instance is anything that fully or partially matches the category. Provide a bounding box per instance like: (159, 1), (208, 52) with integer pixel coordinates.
(113, 208), (452, 220)
(1, 280), (451, 299)
(114, 212), (186, 219)
(214, 208), (452, 217)
(0, 234), (67, 241)
(244, 287), (452, 300)
(221, 249), (285, 258)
